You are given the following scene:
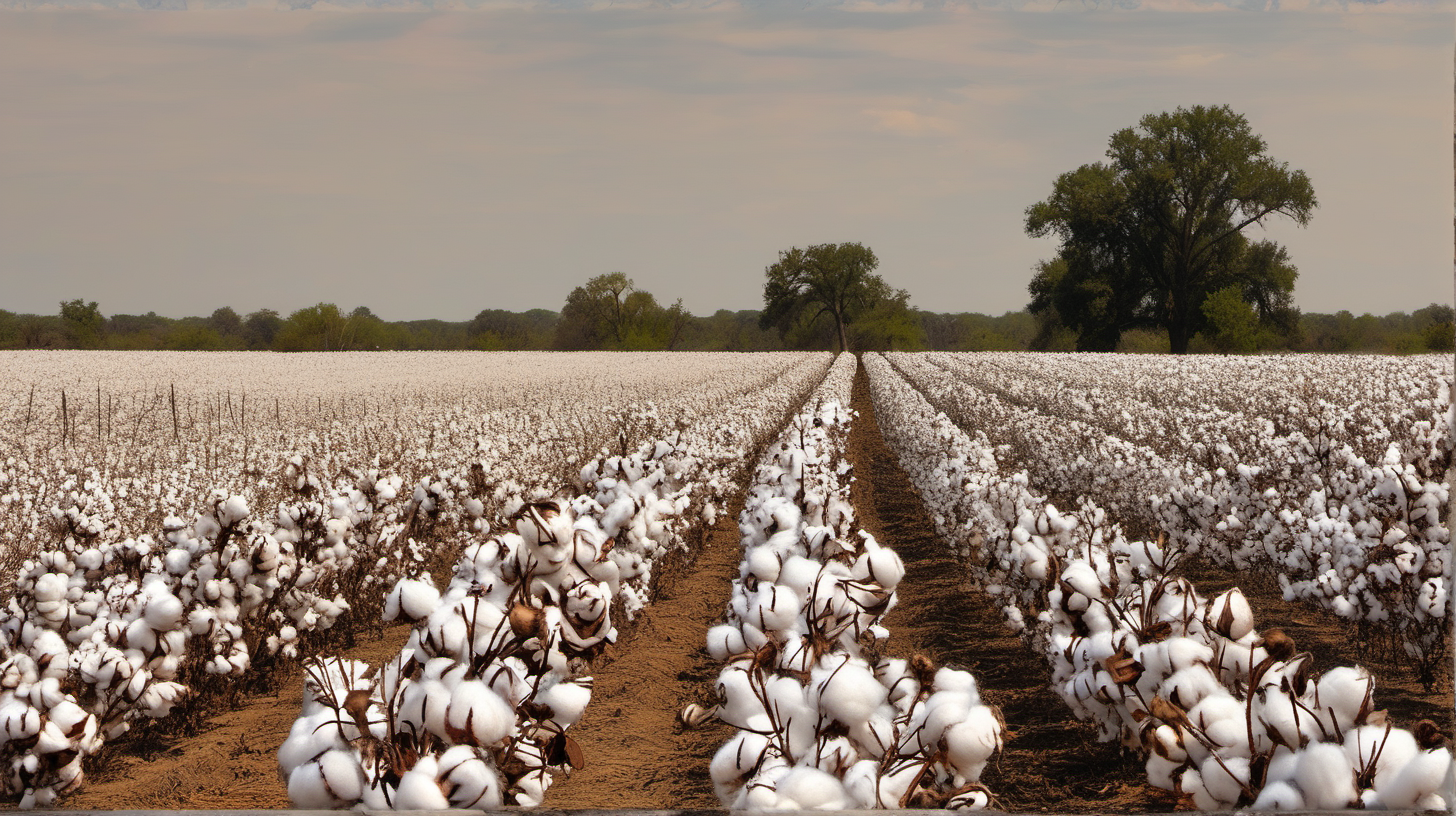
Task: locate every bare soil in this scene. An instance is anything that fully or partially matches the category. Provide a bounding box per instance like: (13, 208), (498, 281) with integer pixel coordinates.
(541, 502), (746, 808)
(846, 364), (1165, 814)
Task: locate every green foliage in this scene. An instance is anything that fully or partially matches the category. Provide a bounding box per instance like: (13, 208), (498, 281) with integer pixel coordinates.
(272, 303), (385, 351)
(761, 242), (911, 351)
(1198, 286), (1258, 353)
(59, 299), (104, 348)
(553, 273), (685, 350)
(1026, 104), (1316, 353)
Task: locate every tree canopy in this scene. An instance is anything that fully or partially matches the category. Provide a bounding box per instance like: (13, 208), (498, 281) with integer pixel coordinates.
(760, 242), (917, 351)
(554, 272), (688, 350)
(1025, 104), (1316, 353)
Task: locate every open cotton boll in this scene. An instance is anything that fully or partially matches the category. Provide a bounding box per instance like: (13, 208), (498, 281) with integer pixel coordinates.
(141, 588), (185, 632)
(1250, 779), (1305, 810)
(1311, 666), (1372, 734)
(438, 744), (502, 808)
(1375, 747), (1452, 809)
(446, 680), (514, 746)
(774, 765), (850, 809)
(539, 678), (593, 729)
(1198, 754), (1248, 806)
(853, 545), (905, 590)
(943, 705), (1002, 781)
(911, 690), (976, 753)
(1295, 742), (1357, 809)
(777, 556), (821, 599)
(749, 584), (801, 634)
(810, 658), (885, 728)
(1179, 766), (1220, 811)
(842, 758), (882, 808)
(287, 758), (346, 808)
(393, 755), (450, 809)
(710, 731), (770, 802)
(1345, 724), (1416, 792)
(745, 546), (781, 583)
(278, 712), (334, 775)
(849, 711), (896, 758)
(706, 625), (747, 662)
(933, 667), (980, 700)
(1145, 752), (1182, 791)
(1205, 588), (1254, 640)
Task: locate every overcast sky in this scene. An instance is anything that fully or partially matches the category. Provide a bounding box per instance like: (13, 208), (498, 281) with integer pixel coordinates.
(1, 2), (1451, 322)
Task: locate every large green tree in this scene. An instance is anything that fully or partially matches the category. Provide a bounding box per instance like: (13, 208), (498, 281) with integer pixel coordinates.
(760, 242), (912, 352)
(1025, 105), (1315, 353)
(554, 272), (685, 350)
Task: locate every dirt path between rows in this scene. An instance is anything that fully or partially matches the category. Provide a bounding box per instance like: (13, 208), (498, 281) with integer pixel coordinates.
(845, 364), (1163, 813)
(541, 502), (742, 807)
(61, 625), (411, 809)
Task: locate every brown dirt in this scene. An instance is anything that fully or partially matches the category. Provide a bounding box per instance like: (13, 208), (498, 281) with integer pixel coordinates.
(59, 625), (411, 810)
(846, 362), (1166, 813)
(541, 502), (744, 808)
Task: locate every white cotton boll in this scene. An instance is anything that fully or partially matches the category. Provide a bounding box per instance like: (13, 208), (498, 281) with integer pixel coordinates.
(1163, 665), (1222, 711)
(1162, 637), (1215, 674)
(163, 548), (191, 576)
(1296, 742), (1357, 809)
(34, 718), (70, 754)
(843, 759), (882, 808)
(287, 759), (342, 808)
(1250, 779), (1305, 810)
(750, 584), (801, 634)
(1179, 766), (1220, 811)
(777, 556), (821, 599)
(775, 765), (850, 809)
(315, 748), (364, 804)
(142, 589), (184, 632)
(1312, 666), (1372, 734)
(539, 679), (593, 729)
(1347, 725), (1416, 792)
(1205, 588), (1254, 640)
(913, 690), (975, 752)
(1146, 752), (1182, 791)
(943, 705), (1002, 781)
(877, 759), (923, 808)
(447, 680), (514, 746)
(933, 667), (980, 700)
(278, 712), (333, 774)
(710, 731), (769, 802)
(1377, 747), (1452, 809)
(1198, 754), (1248, 806)
(812, 659), (886, 728)
(393, 578), (441, 622)
(140, 680), (187, 718)
(1264, 745), (1299, 785)
(439, 745), (502, 808)
(854, 546), (905, 590)
(706, 625), (747, 661)
(394, 755), (450, 809)
(745, 546), (781, 583)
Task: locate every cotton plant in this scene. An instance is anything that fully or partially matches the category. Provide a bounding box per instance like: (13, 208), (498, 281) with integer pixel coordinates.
(864, 352), (1453, 811)
(695, 355), (1001, 811)
(280, 355), (848, 809)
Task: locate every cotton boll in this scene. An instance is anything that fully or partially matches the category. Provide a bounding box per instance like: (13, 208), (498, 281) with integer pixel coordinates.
(1146, 752), (1183, 791)
(1205, 588), (1254, 641)
(706, 622), (750, 660)
(811, 658), (886, 728)
(774, 765), (850, 809)
(278, 712), (333, 776)
(141, 589), (184, 632)
(710, 731), (769, 802)
(933, 667), (980, 701)
(854, 546), (905, 590)
(850, 711), (896, 758)
(745, 546), (781, 583)
(1198, 754), (1248, 806)
(777, 556), (821, 599)
(1311, 666), (1372, 734)
(1295, 742), (1357, 809)
(315, 748), (364, 804)
(384, 578), (440, 623)
(943, 705), (1002, 782)
(1346, 725), (1416, 793)
(842, 759), (882, 808)
(1376, 747), (1452, 809)
(438, 745), (502, 808)
(1250, 779), (1305, 810)
(287, 759), (342, 808)
(539, 678), (593, 729)
(1179, 767), (1220, 811)
(394, 755), (450, 809)
(446, 680), (514, 746)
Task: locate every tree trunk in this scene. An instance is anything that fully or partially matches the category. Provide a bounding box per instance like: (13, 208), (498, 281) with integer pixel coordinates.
(836, 317), (848, 353)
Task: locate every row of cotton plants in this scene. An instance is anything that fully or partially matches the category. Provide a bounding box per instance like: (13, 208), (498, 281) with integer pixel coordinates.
(893, 352), (1451, 686)
(0, 467), (438, 807)
(698, 353), (1001, 810)
(864, 353), (1453, 811)
(0, 352), (826, 560)
(276, 354), (838, 808)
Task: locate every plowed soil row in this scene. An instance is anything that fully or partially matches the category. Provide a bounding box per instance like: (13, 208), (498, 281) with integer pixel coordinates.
(845, 364), (1163, 813)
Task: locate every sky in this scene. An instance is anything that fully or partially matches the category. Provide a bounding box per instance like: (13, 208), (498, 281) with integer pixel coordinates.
(0, 1), (1452, 322)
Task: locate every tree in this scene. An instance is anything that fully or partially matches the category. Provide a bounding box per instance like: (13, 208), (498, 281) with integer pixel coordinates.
(59, 299), (104, 348)
(554, 273), (678, 350)
(760, 242), (905, 352)
(1025, 104), (1316, 353)
(242, 309), (283, 350)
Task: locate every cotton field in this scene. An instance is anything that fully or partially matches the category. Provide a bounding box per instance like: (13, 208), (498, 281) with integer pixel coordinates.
(0, 350), (1448, 811)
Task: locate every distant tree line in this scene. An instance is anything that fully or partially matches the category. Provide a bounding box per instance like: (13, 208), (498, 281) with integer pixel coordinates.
(0, 294), (1448, 354)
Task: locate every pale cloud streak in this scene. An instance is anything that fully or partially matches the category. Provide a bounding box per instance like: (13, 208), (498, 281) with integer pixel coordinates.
(0, 6), (1449, 321)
